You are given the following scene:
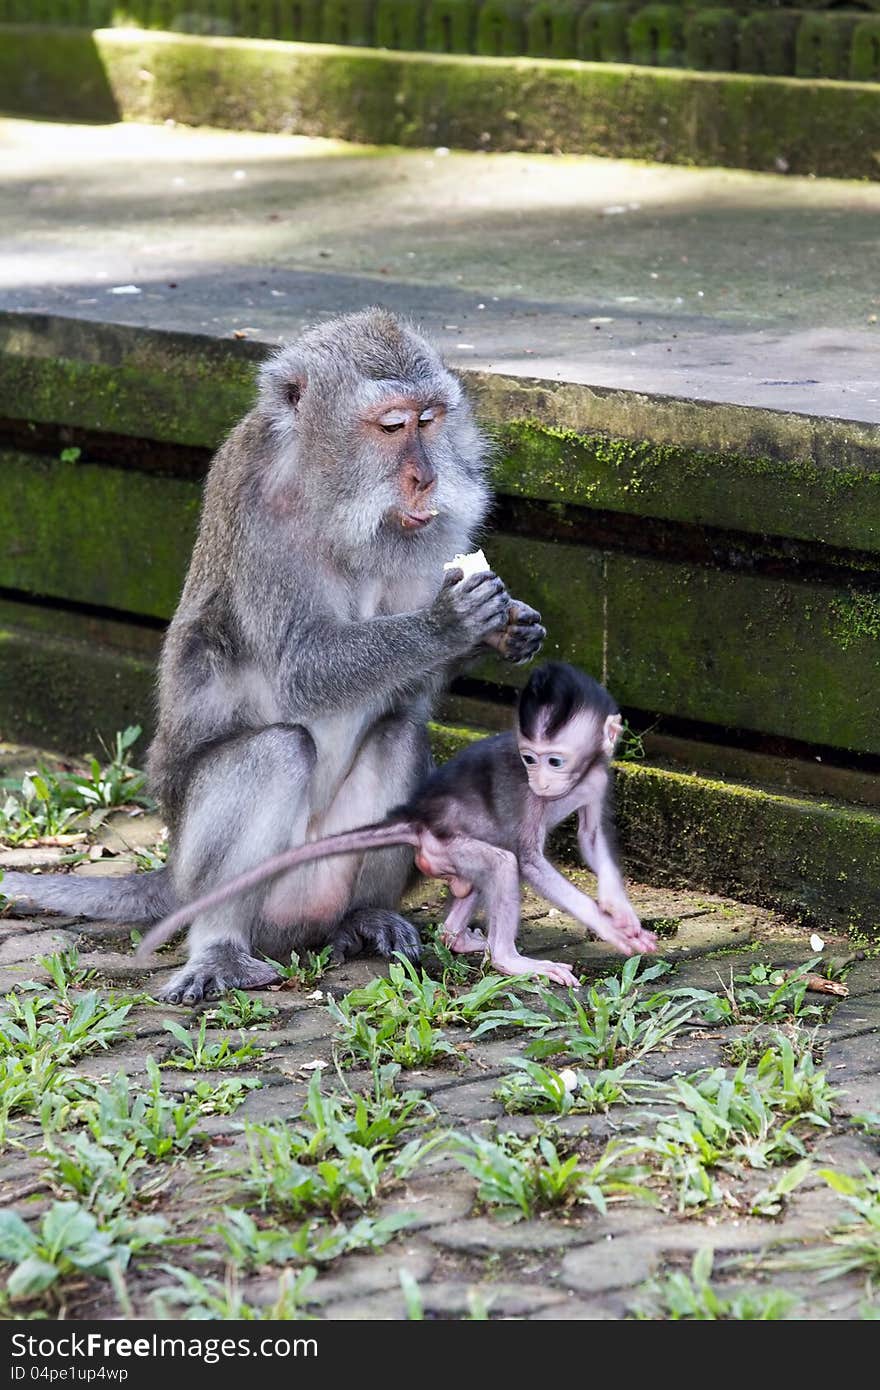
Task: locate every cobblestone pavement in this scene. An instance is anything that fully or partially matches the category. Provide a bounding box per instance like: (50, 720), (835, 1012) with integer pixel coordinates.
(1, 807), (878, 1321)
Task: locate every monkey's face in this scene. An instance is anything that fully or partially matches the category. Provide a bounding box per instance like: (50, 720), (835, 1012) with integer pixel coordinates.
(367, 400), (442, 532)
(517, 711), (618, 799)
(257, 315), (490, 550)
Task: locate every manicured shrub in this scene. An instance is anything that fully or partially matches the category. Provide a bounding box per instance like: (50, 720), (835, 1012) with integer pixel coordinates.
(475, 0), (526, 55)
(525, 0), (584, 58)
(627, 3), (684, 66)
(277, 0), (323, 39)
(577, 1), (629, 61)
(375, 0), (424, 48)
(850, 16), (880, 81)
(424, 0), (477, 49)
(738, 11), (798, 76)
(684, 7), (737, 72)
(795, 13), (858, 80)
(322, 0), (375, 44)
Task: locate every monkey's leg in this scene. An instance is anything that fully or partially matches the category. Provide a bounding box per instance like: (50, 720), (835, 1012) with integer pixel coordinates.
(522, 857), (657, 957)
(324, 714), (429, 964)
(441, 890), (488, 953)
(439, 836), (580, 987)
(159, 724), (316, 1004)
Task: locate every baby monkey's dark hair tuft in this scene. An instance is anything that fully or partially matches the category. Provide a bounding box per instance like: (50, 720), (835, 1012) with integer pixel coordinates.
(518, 662), (618, 742)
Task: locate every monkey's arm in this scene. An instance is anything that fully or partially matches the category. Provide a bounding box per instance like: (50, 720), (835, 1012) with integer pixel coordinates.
(576, 804), (642, 936)
(281, 571), (509, 709)
(520, 853), (657, 956)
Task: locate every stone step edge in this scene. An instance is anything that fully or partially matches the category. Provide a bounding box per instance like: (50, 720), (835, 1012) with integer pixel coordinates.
(2, 25), (880, 181)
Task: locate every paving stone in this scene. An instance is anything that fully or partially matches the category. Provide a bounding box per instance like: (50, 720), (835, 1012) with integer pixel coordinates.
(0, 847), (71, 870)
(377, 1176), (475, 1231)
(322, 1279), (566, 1319)
(426, 1217), (586, 1255)
(0, 928), (72, 963)
(305, 1248), (436, 1305)
(72, 857), (141, 878)
(529, 1297), (620, 1319)
(823, 997), (880, 1040)
(96, 811), (167, 854)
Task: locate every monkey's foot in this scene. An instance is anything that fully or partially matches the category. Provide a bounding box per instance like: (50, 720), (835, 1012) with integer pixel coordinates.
(492, 951), (580, 988)
(332, 908), (421, 963)
(156, 944), (280, 1005)
(442, 925), (488, 954)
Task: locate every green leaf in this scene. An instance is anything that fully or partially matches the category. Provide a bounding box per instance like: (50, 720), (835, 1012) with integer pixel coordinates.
(162, 1019), (194, 1050)
(42, 1201), (99, 1257)
(7, 1256), (60, 1298)
(0, 1210), (37, 1262)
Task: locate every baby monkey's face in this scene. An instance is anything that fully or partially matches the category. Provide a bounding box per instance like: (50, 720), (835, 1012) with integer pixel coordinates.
(517, 710), (622, 799)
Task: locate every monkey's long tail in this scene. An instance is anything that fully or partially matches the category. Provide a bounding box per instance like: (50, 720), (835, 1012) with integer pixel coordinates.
(134, 821), (421, 960)
(0, 867), (174, 924)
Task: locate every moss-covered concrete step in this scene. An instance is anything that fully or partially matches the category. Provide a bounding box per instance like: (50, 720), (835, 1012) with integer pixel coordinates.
(2, 25), (880, 179)
(3, 312), (880, 555)
(3, 448), (878, 754)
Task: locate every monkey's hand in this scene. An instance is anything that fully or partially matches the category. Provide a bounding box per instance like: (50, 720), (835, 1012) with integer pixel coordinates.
(483, 598), (546, 665)
(597, 891), (658, 954)
(430, 567), (511, 653)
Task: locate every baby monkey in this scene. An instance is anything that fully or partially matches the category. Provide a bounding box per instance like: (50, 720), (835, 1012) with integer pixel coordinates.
(138, 663), (657, 987)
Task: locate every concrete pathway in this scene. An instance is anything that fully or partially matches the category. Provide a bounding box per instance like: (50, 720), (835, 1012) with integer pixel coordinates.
(2, 118), (880, 421)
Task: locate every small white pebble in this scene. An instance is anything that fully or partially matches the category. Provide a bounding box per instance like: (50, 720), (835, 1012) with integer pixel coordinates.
(109, 284), (141, 295)
(810, 934), (825, 953)
(559, 1069), (578, 1092)
(308, 989), (324, 1000)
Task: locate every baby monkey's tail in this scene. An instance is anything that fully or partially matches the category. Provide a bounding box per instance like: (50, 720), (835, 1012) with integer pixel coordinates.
(134, 820), (420, 960)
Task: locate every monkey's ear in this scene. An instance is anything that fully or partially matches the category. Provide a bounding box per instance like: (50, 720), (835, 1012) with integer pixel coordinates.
(284, 376), (306, 411)
(603, 713), (623, 757)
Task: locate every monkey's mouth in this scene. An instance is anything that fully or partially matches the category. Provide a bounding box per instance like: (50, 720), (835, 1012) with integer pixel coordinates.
(398, 508), (438, 531)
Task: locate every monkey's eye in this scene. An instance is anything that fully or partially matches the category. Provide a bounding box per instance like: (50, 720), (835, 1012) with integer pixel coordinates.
(380, 422), (405, 434)
(548, 756), (565, 769)
(418, 409), (436, 429)
(521, 753), (537, 767)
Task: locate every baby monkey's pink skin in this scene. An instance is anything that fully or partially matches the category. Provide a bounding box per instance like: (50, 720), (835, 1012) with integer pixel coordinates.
(136, 663), (656, 986)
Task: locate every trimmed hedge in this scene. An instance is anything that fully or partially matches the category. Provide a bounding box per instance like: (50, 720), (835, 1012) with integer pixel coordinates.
(851, 15), (880, 81)
(6, 2), (880, 83)
(424, 0), (476, 49)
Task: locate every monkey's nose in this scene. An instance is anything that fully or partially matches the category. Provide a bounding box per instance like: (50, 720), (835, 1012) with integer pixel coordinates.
(405, 460), (437, 495)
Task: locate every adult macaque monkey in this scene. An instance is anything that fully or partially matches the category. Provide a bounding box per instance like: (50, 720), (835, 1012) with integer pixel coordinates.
(2, 310), (545, 1002)
(139, 664), (657, 987)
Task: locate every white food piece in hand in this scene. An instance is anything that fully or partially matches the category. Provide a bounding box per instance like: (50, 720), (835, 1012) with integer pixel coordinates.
(443, 548), (490, 580)
(810, 933), (825, 953)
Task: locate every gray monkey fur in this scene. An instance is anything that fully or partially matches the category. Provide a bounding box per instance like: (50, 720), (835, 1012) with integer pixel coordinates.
(2, 309), (544, 1003)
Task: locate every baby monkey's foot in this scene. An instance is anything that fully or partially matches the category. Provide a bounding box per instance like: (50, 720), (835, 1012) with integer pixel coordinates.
(492, 951), (579, 988)
(442, 925), (488, 954)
